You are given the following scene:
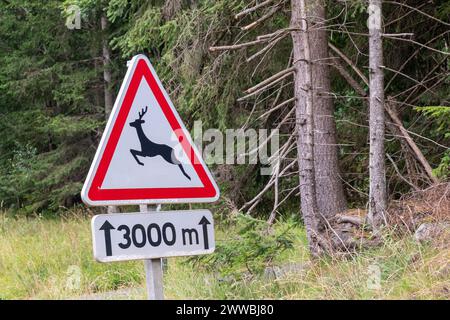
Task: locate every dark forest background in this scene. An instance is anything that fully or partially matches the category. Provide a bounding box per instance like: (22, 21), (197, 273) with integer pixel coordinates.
(0, 0), (448, 216)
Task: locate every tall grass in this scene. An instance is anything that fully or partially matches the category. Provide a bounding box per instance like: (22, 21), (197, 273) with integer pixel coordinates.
(0, 211), (143, 299)
(0, 210), (448, 299)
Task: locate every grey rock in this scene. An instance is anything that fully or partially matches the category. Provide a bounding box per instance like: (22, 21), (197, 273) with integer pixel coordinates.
(264, 262), (310, 280)
(414, 222), (449, 243)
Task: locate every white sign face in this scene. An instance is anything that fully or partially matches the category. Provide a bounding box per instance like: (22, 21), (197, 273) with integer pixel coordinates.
(81, 54), (219, 206)
(91, 210), (215, 262)
(101, 78), (202, 189)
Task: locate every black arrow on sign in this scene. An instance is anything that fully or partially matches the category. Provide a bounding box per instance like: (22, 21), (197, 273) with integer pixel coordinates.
(99, 220), (115, 256)
(198, 216), (211, 250)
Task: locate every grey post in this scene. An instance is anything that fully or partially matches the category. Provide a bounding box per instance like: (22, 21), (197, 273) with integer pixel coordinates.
(140, 204), (164, 300)
(107, 206), (118, 214)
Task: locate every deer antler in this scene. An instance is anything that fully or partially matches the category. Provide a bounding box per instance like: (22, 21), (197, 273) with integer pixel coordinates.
(138, 106), (148, 119)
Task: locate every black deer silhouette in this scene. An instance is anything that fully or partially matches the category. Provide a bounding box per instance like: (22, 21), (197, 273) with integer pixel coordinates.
(129, 106), (191, 180)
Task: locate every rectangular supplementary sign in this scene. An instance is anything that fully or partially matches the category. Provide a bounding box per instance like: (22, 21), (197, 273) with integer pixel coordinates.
(91, 210), (215, 262)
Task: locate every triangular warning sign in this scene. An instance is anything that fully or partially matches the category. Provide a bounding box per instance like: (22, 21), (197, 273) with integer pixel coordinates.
(81, 54), (219, 206)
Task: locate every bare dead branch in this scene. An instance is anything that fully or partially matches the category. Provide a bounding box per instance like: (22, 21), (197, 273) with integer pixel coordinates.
(235, 0), (274, 19)
(209, 38), (268, 52)
(246, 107), (296, 157)
(382, 33), (414, 37)
(268, 159), (280, 225)
(384, 35), (450, 56)
(330, 51), (440, 186)
(382, 65), (421, 86)
(385, 30), (450, 90)
(257, 28), (296, 40)
(328, 42), (369, 85)
(246, 31), (289, 62)
(241, 4), (281, 31)
(385, 101), (440, 185)
(404, 57), (449, 103)
(240, 158), (297, 212)
(384, 1), (450, 27)
(245, 67), (295, 94)
(237, 73), (294, 102)
(257, 97), (296, 120)
(272, 186), (299, 212)
(386, 153), (421, 191)
(332, 57), (367, 97)
(385, 2), (428, 27)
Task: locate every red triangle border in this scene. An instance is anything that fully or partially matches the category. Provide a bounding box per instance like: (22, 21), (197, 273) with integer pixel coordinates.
(87, 58), (217, 202)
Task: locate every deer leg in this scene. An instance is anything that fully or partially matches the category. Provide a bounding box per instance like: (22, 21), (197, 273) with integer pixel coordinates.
(130, 149), (145, 166)
(177, 164), (191, 180)
(158, 146), (177, 164)
(167, 150), (191, 180)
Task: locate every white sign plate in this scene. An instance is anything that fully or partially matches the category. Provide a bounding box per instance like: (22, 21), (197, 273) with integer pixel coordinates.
(91, 210), (215, 262)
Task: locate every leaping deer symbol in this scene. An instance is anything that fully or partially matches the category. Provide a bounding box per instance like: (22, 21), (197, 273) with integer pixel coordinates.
(129, 106), (191, 180)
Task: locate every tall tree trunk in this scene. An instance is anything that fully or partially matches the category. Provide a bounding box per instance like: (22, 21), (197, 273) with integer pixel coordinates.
(162, 0), (183, 21)
(291, 0), (321, 256)
(367, 0), (387, 229)
(101, 13), (113, 118)
(306, 1), (347, 218)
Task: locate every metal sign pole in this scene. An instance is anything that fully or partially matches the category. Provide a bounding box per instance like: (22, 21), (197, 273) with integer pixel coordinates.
(140, 204), (164, 300)
(107, 206), (118, 214)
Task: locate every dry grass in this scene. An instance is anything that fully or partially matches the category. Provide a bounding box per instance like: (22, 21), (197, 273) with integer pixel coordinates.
(388, 183), (450, 233)
(0, 210), (144, 299)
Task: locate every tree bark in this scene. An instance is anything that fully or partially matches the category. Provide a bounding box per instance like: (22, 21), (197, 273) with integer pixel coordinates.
(308, 1), (347, 218)
(291, 0), (321, 256)
(367, 0), (387, 229)
(292, 0), (347, 219)
(101, 14), (114, 118)
(162, 0), (183, 21)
